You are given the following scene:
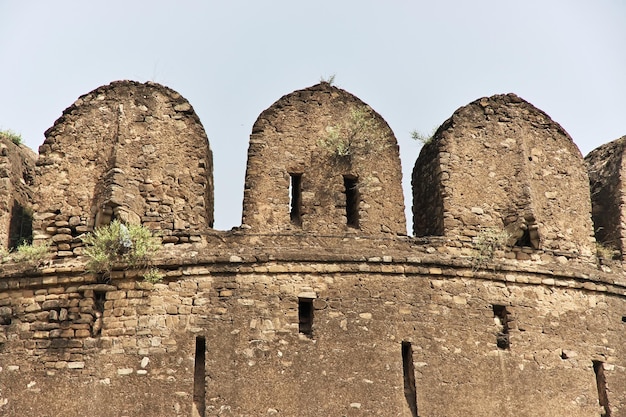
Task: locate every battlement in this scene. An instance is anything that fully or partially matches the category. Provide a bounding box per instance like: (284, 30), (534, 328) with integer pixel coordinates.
(0, 81), (625, 417)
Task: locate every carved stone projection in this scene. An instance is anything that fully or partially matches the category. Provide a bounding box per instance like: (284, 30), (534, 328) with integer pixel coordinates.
(413, 93), (595, 257)
(33, 81), (213, 256)
(242, 82), (406, 236)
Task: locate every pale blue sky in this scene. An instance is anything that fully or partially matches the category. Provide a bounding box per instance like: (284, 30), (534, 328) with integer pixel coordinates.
(1, 1), (624, 231)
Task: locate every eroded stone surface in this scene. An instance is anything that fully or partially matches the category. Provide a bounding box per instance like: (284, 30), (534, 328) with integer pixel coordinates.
(0, 135), (36, 250)
(0, 83), (625, 417)
(33, 81), (214, 256)
(413, 93), (595, 257)
(586, 135), (626, 258)
(242, 82), (406, 236)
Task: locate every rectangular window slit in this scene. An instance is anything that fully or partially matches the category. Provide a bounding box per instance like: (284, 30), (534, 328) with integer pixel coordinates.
(622, 316), (626, 323)
(402, 341), (419, 417)
(493, 305), (510, 350)
(298, 298), (313, 338)
(193, 336), (206, 417)
(289, 173), (302, 226)
(343, 175), (360, 228)
(593, 360), (611, 417)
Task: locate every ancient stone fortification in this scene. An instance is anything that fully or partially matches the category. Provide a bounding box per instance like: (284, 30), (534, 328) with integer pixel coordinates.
(0, 81), (625, 417)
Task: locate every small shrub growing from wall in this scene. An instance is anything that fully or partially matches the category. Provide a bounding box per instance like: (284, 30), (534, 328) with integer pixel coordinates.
(1, 242), (52, 268)
(319, 108), (387, 159)
(82, 220), (159, 281)
(472, 227), (510, 270)
(0, 129), (23, 145)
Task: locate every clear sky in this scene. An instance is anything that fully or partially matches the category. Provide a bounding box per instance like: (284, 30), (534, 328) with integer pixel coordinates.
(1, 1), (624, 232)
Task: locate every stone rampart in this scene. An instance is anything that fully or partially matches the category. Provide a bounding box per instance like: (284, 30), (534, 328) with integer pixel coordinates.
(0, 81), (625, 417)
(0, 235), (625, 416)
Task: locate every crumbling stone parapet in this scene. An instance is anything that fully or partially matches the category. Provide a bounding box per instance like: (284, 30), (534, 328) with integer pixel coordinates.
(413, 93), (595, 258)
(32, 81), (214, 257)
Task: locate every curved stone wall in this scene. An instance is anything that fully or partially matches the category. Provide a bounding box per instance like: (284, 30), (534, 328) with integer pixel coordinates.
(0, 82), (625, 417)
(0, 235), (624, 417)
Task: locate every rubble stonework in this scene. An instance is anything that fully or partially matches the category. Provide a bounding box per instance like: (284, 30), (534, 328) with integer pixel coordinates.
(32, 81), (214, 257)
(242, 82), (406, 235)
(0, 82), (625, 417)
(413, 94), (595, 257)
(0, 135), (36, 250)
(586, 135), (626, 258)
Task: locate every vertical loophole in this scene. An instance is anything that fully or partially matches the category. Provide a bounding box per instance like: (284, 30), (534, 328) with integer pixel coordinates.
(298, 298), (313, 338)
(402, 341), (419, 417)
(343, 175), (359, 228)
(593, 360), (611, 417)
(193, 336), (206, 417)
(493, 305), (510, 350)
(289, 173), (302, 226)
(91, 291), (106, 337)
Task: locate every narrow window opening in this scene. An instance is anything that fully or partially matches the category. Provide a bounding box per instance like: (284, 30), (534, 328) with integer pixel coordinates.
(193, 336), (207, 417)
(593, 360), (611, 417)
(493, 305), (510, 350)
(621, 316), (625, 323)
(91, 291), (106, 337)
(0, 310), (11, 325)
(343, 175), (360, 228)
(8, 200), (33, 250)
(94, 291), (106, 314)
(402, 341), (419, 417)
(289, 173), (302, 226)
(298, 298), (313, 338)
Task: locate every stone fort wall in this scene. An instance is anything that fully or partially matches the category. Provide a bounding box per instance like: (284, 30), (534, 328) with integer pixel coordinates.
(0, 81), (625, 417)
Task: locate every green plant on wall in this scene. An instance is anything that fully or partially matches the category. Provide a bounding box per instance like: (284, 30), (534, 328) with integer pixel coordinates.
(410, 127), (437, 146)
(0, 129), (23, 145)
(0, 241), (51, 267)
(472, 227), (510, 270)
(319, 107), (386, 159)
(142, 267), (164, 283)
(82, 220), (160, 282)
(320, 74), (336, 85)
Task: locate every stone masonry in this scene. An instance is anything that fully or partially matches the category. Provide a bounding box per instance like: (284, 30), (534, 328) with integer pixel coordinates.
(32, 81), (214, 257)
(242, 82), (406, 236)
(0, 81), (625, 417)
(413, 94), (595, 258)
(586, 136), (626, 258)
(0, 134), (36, 250)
